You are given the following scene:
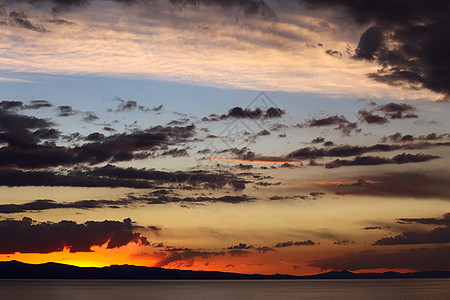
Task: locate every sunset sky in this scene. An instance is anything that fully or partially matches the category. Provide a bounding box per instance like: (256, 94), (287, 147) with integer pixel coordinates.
(0, 0), (449, 276)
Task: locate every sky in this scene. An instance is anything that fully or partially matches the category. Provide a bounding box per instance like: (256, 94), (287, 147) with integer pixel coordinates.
(0, 0), (449, 275)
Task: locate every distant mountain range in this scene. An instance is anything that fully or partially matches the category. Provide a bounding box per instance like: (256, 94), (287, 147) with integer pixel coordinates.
(0, 261), (449, 280)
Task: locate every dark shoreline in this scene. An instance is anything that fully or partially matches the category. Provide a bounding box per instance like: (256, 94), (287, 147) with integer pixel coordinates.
(1, 261), (449, 280)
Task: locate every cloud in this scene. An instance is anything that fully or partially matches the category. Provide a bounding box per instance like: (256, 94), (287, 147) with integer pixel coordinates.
(8, 11), (46, 32)
(0, 168), (157, 189)
(397, 213), (450, 226)
(57, 105), (78, 117)
(311, 137), (325, 144)
(0, 120), (195, 168)
(334, 239), (355, 246)
(358, 102), (418, 125)
(134, 249), (225, 268)
(374, 227), (450, 246)
(125, 193), (255, 205)
(82, 112), (99, 122)
(274, 240), (316, 248)
(168, 0), (274, 16)
(0, 217), (149, 254)
(0, 199), (132, 214)
(363, 226), (383, 230)
(1, 1), (440, 99)
(300, 0), (450, 96)
(203, 106), (285, 121)
(228, 249), (250, 257)
(381, 132), (450, 143)
(325, 153), (440, 169)
(287, 142), (450, 160)
(304, 115), (358, 136)
(0, 100), (24, 110)
(89, 164), (248, 190)
(357, 110), (388, 125)
(0, 108), (53, 132)
(227, 243), (253, 250)
(24, 100), (53, 110)
(325, 49), (342, 58)
(327, 173), (450, 200)
(107, 97), (163, 113)
(22, 0), (274, 16)
(374, 214), (450, 246)
(308, 247), (450, 271)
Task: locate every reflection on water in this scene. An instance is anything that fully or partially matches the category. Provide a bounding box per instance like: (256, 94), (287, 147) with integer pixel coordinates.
(0, 279), (449, 300)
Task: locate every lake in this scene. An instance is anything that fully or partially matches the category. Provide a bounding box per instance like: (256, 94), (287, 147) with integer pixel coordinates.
(0, 279), (449, 299)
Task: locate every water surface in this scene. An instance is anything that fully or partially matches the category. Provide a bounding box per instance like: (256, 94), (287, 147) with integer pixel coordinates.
(0, 279), (449, 300)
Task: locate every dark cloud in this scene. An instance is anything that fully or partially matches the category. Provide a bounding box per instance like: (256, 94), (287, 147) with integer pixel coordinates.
(13, 0), (274, 17)
(334, 239), (355, 246)
(0, 217), (149, 254)
(257, 129), (270, 136)
(57, 105), (78, 117)
(1, 100), (52, 110)
(82, 112), (99, 122)
(327, 173), (450, 200)
(0, 124), (195, 169)
(159, 148), (189, 157)
(300, 0), (450, 96)
(374, 214), (450, 245)
(8, 11), (46, 32)
(304, 115), (357, 136)
(264, 107), (285, 118)
(309, 192), (325, 198)
(325, 153), (440, 169)
(136, 249), (225, 268)
(25, 100), (53, 109)
(325, 49), (342, 58)
(363, 226), (383, 230)
(84, 132), (105, 141)
(89, 164), (248, 191)
(107, 97), (162, 113)
(311, 137), (325, 144)
(255, 246), (274, 253)
(308, 247), (450, 271)
(0, 100), (24, 110)
(374, 227), (450, 246)
(0, 199), (130, 214)
(357, 110), (388, 124)
(203, 106), (284, 121)
(287, 141), (450, 160)
(0, 109), (53, 132)
(0, 193), (256, 213)
(0, 168), (157, 189)
(32, 128), (60, 140)
(228, 249), (250, 257)
(125, 193), (255, 205)
(358, 102), (417, 125)
(381, 132), (450, 143)
(397, 213), (450, 226)
(0, 109), (55, 148)
(354, 26), (383, 60)
(0, 163), (251, 191)
(227, 243), (253, 250)
(274, 240), (316, 248)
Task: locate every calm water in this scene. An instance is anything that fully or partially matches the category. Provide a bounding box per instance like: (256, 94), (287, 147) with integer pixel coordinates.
(0, 279), (449, 300)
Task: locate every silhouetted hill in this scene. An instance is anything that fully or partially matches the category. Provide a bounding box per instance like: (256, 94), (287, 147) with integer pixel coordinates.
(0, 261), (449, 279)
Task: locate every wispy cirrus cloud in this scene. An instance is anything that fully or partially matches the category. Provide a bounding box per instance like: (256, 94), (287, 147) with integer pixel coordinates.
(0, 0), (442, 99)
